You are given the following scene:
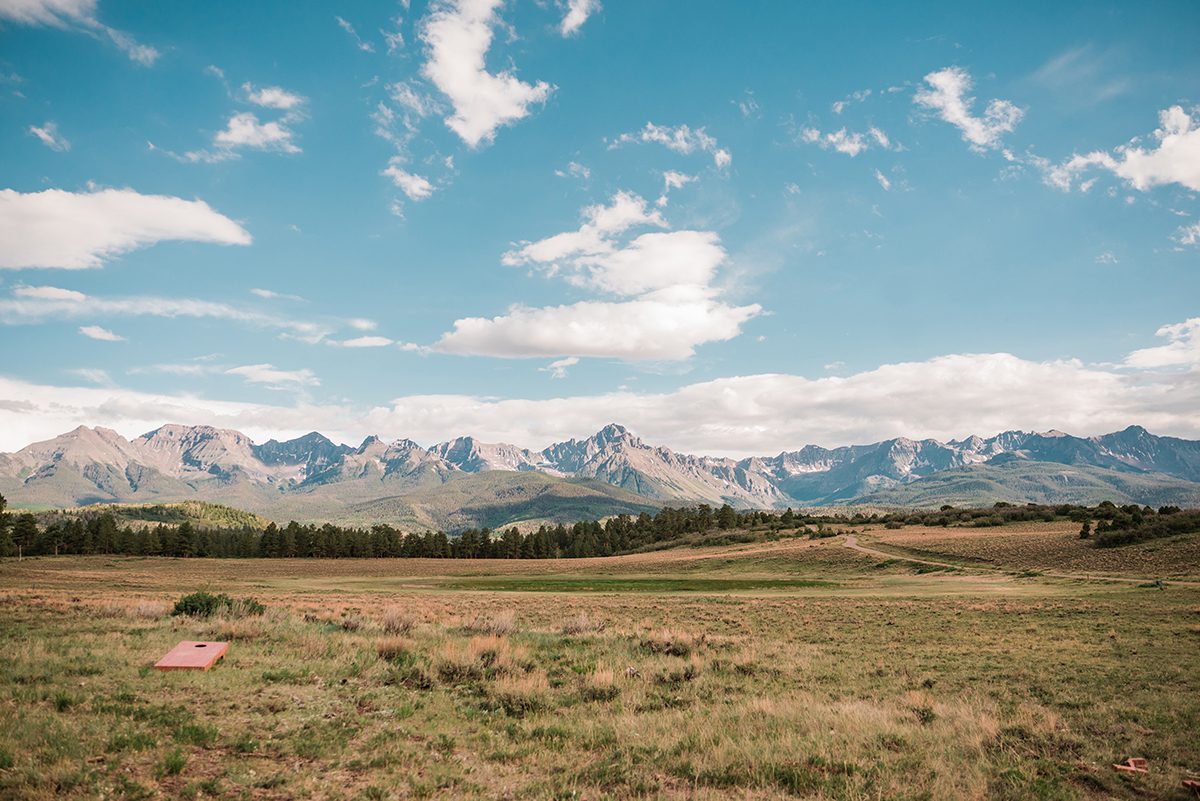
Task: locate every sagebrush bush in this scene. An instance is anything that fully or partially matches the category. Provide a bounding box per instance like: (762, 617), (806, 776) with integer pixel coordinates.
(380, 607), (416, 635)
(171, 591), (264, 618)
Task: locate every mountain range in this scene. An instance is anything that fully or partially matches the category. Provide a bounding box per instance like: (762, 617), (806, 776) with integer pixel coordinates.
(2, 423), (1199, 529)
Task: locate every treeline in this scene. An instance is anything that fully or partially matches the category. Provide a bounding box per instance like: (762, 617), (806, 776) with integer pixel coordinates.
(1085, 504), (1200, 548)
(0, 496), (782, 559)
(1, 494), (1196, 559)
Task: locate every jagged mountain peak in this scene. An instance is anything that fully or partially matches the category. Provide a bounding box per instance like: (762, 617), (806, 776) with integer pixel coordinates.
(2, 422), (1199, 515)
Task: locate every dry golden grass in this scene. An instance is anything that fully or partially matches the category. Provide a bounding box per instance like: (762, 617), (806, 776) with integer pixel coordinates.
(867, 521), (1200, 577)
(1, 536), (1198, 800)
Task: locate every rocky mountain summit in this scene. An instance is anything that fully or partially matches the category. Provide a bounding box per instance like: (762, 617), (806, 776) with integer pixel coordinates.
(3, 422), (1199, 520)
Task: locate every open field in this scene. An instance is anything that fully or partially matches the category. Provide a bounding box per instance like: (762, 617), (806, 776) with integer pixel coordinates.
(860, 521), (1200, 578)
(1, 523), (1198, 800)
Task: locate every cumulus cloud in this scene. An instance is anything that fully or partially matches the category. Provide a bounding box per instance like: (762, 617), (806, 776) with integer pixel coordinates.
(914, 66), (1023, 152)
(4, 318), (1200, 456)
(503, 191), (665, 271)
(0, 0), (159, 64)
(1044, 106), (1200, 192)
(436, 287), (761, 361)
(226, 363), (319, 390)
(0, 188), (251, 269)
(381, 161), (436, 200)
(78, 324), (123, 341)
(420, 0), (553, 148)
(1125, 318), (1200, 369)
(560, 0), (599, 36)
(243, 83), (304, 110)
(213, 112), (300, 154)
(28, 121), (70, 151)
(443, 192), (759, 361)
(172, 84), (306, 163)
(613, 122), (731, 169)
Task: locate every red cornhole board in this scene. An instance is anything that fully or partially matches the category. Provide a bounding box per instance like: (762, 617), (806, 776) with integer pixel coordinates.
(154, 641), (228, 671)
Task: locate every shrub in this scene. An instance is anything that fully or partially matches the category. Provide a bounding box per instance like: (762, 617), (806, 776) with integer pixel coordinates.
(465, 610), (516, 636)
(380, 606), (415, 635)
(560, 613), (603, 635)
(171, 592), (264, 619)
(376, 637), (413, 663)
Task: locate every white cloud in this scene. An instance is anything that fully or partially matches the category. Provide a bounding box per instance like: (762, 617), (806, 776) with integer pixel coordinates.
(348, 318), (378, 331)
(0, 188), (251, 269)
(213, 112), (300, 154)
(801, 127), (867, 157)
(243, 83), (305, 111)
(832, 88), (871, 115)
(560, 0), (599, 36)
(474, 192), (757, 361)
(250, 288), (305, 301)
(613, 122), (731, 169)
(1044, 106), (1200, 193)
(1095, 251), (1118, 264)
(914, 66), (1023, 151)
(503, 191), (665, 269)
(1, 287), (331, 341)
(335, 15), (375, 52)
(1175, 221), (1200, 247)
(70, 367), (112, 385)
(14, 285), (86, 301)
(874, 169), (891, 191)
(337, 336), (395, 348)
(0, 0), (159, 64)
(435, 286), (761, 361)
(388, 82), (438, 118)
(1125, 318), (1200, 368)
(420, 0), (553, 148)
(656, 170), (695, 206)
(4, 318), (1200, 456)
(28, 121), (70, 151)
(555, 161), (590, 180)
(540, 356), (578, 378)
(226, 363), (319, 390)
(381, 161), (435, 200)
(78, 324), (123, 341)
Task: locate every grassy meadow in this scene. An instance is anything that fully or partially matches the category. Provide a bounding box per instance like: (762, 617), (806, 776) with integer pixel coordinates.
(1, 523), (1198, 800)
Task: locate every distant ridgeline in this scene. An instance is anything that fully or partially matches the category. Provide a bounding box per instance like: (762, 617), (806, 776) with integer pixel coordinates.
(0, 495), (1195, 559)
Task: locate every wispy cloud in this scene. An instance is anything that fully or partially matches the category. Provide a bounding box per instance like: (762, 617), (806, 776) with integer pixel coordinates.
(28, 121), (70, 151)
(612, 122), (731, 169)
(78, 324), (124, 341)
(0, 0), (159, 65)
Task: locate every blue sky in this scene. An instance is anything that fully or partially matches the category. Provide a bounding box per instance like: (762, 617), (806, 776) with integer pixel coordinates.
(0, 0), (1198, 455)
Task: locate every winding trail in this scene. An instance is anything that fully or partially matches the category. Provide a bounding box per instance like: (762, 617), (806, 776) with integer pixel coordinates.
(842, 533), (1200, 588)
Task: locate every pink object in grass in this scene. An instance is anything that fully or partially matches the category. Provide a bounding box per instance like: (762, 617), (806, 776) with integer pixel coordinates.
(153, 641), (228, 671)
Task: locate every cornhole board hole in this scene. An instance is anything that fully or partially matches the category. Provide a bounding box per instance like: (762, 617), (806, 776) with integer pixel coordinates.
(154, 641), (228, 671)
